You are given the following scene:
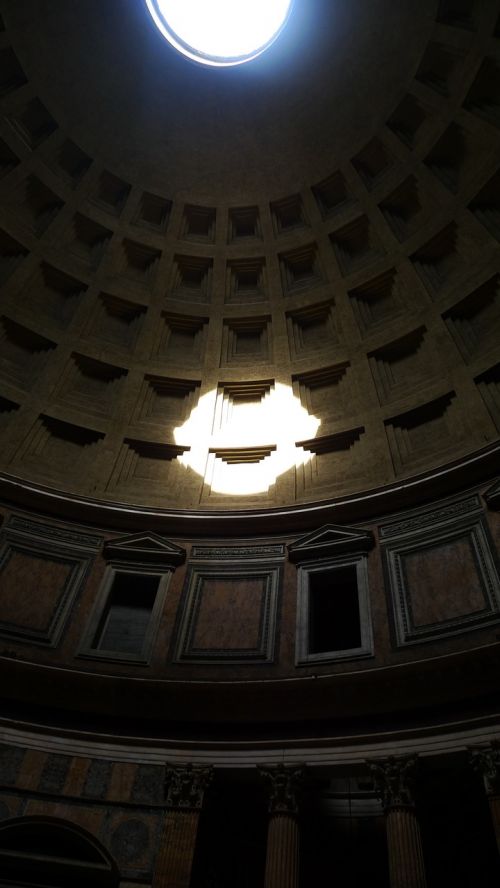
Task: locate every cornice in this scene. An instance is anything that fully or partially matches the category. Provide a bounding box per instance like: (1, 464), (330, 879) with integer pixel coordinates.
(0, 442), (498, 536)
(1, 712), (500, 769)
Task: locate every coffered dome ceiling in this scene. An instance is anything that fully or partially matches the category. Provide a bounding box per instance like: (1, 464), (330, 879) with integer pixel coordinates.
(0, 0), (499, 514)
(2, 0), (436, 197)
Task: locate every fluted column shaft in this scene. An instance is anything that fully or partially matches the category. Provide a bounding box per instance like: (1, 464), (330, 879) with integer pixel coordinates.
(370, 755), (427, 888)
(260, 764), (305, 888)
(152, 764), (213, 888)
(264, 812), (300, 888)
(385, 806), (427, 888)
(470, 742), (500, 856)
(487, 795), (500, 854)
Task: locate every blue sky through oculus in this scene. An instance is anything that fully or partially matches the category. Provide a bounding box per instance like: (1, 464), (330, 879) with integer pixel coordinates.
(146, 0), (293, 66)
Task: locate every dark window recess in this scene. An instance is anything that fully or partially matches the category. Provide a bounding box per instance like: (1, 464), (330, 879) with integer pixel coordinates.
(308, 566), (361, 654)
(94, 573), (159, 654)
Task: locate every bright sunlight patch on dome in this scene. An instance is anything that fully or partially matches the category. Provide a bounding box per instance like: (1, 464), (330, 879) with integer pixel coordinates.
(174, 383), (320, 496)
(145, 0), (293, 67)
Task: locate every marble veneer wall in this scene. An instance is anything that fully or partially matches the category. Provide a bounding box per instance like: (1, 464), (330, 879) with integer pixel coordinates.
(0, 480), (499, 689)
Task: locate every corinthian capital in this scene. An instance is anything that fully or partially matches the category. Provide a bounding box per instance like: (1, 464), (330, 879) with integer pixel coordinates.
(368, 755), (419, 811)
(165, 763), (213, 810)
(259, 763), (305, 815)
(469, 742), (500, 795)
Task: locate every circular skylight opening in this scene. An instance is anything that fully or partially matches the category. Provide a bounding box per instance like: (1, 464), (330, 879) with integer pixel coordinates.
(145, 0), (293, 67)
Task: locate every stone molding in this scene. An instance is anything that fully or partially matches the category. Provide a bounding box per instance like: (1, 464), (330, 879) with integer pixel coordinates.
(379, 494), (483, 541)
(288, 523), (374, 563)
(0, 516), (101, 647)
(0, 441), (498, 536)
(485, 480), (500, 511)
(173, 562), (281, 663)
(380, 496), (500, 646)
(103, 532), (186, 568)
(295, 552), (373, 665)
(5, 515), (102, 553)
(2, 719), (500, 768)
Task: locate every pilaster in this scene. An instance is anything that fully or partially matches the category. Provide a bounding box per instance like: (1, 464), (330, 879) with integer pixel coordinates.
(152, 763), (213, 888)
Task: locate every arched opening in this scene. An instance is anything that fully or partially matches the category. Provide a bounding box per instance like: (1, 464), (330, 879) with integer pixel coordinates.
(0, 817), (120, 888)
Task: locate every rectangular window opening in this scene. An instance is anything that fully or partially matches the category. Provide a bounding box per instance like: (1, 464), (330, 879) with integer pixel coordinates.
(308, 565), (361, 654)
(93, 572), (159, 655)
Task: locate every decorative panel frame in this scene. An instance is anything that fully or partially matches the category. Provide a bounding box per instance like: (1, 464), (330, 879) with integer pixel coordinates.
(485, 479), (500, 510)
(174, 563), (282, 664)
(380, 496), (500, 646)
(78, 563), (170, 665)
(290, 524), (374, 665)
(0, 516), (102, 647)
(78, 532), (185, 664)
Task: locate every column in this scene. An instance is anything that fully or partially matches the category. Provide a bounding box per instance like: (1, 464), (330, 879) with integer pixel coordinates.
(369, 755), (427, 888)
(152, 763), (213, 888)
(259, 764), (305, 888)
(470, 741), (500, 854)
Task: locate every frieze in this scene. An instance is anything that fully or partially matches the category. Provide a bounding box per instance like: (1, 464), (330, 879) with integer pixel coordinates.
(6, 516), (102, 551)
(379, 495), (482, 541)
(190, 544), (285, 559)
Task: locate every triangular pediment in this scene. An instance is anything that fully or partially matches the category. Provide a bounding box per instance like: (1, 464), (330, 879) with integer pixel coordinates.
(288, 524), (374, 562)
(484, 479), (500, 510)
(104, 532), (186, 566)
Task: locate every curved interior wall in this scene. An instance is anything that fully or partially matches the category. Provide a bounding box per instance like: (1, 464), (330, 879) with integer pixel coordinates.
(0, 479), (499, 737)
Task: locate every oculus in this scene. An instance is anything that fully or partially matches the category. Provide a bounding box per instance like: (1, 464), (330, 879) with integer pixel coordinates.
(145, 0), (293, 67)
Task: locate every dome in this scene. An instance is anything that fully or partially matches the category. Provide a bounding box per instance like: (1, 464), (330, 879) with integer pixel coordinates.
(3, 0), (499, 514)
(0, 1), (500, 885)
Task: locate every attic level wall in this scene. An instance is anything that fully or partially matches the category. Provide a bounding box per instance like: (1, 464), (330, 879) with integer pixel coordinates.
(0, 481), (499, 690)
